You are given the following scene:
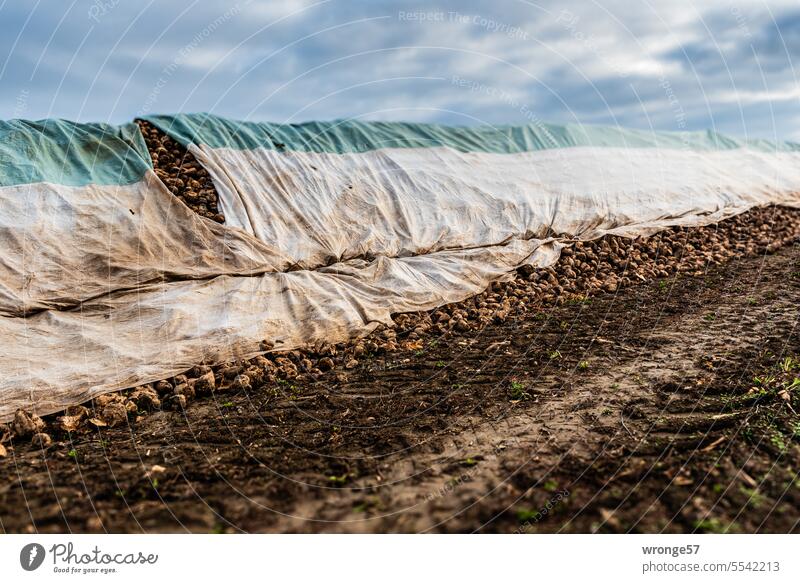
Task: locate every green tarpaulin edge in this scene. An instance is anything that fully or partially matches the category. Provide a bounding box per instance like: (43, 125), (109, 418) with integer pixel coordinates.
(3, 114), (800, 188)
(0, 119), (152, 187)
(142, 113), (800, 154)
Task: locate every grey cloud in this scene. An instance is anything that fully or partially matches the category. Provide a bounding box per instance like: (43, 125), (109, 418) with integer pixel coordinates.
(0, 0), (799, 139)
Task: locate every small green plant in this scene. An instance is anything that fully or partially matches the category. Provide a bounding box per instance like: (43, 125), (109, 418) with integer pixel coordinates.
(658, 279), (668, 291)
(739, 486), (765, 509)
(460, 457), (479, 467)
(435, 360), (446, 368)
(693, 517), (729, 534)
(221, 401), (234, 408)
(67, 449), (78, 459)
(753, 375), (776, 387)
(779, 356), (797, 373)
(543, 479), (558, 492)
(549, 350), (562, 360)
(509, 380), (530, 400)
(705, 313), (716, 322)
(770, 431), (787, 453)
(577, 360), (590, 371)
(328, 473), (349, 485)
(516, 508), (542, 523)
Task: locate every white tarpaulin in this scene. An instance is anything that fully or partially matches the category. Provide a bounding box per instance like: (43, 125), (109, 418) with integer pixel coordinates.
(1, 115), (799, 420)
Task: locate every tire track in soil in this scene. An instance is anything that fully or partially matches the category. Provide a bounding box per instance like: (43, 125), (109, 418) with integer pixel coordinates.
(0, 244), (798, 533)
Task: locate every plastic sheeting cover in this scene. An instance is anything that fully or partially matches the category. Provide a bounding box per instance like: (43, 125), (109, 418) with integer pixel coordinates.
(1, 115), (800, 420)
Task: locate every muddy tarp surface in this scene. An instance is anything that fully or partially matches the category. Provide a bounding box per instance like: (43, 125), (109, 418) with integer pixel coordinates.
(146, 114), (800, 268)
(2, 115), (800, 420)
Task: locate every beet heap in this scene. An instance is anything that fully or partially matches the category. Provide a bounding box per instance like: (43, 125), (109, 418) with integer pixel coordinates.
(3, 204), (799, 440)
(136, 119), (224, 223)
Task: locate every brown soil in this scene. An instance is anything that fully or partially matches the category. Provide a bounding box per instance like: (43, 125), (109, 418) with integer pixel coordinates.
(2, 234), (798, 533)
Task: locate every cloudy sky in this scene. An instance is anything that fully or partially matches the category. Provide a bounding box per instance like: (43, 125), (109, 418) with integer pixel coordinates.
(2, 0), (799, 140)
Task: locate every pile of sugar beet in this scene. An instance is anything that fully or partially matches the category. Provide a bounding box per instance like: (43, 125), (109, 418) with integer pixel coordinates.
(137, 120), (225, 223)
(2, 123), (799, 451)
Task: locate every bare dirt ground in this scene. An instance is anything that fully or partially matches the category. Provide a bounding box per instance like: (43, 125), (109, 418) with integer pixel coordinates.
(1, 238), (798, 534)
